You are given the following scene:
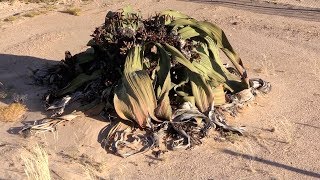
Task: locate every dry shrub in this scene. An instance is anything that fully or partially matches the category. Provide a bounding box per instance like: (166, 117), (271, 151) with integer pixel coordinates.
(22, 0), (58, 3)
(21, 144), (51, 180)
(62, 7), (81, 16)
(3, 15), (19, 22)
(0, 103), (27, 122)
(83, 164), (98, 180)
(23, 10), (42, 17)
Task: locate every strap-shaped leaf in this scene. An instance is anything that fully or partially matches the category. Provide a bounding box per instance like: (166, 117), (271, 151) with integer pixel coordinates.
(87, 39), (97, 47)
(114, 46), (158, 127)
(164, 43), (199, 74)
(124, 46), (143, 73)
(203, 36), (246, 92)
(76, 52), (95, 64)
(173, 75), (190, 97)
(192, 51), (226, 83)
(153, 43), (173, 121)
(56, 70), (102, 97)
(160, 10), (190, 25)
(189, 71), (214, 112)
(114, 70), (157, 127)
(212, 84), (226, 106)
(154, 83), (172, 121)
(160, 10), (190, 19)
(155, 43), (171, 97)
(168, 16), (247, 84)
(199, 21), (247, 81)
(178, 26), (200, 40)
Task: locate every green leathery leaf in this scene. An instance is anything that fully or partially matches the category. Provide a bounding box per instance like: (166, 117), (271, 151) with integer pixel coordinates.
(122, 5), (134, 17)
(178, 26), (200, 40)
(169, 18), (247, 83)
(169, 18), (195, 27)
(173, 75), (190, 97)
(76, 52), (95, 64)
(154, 91), (171, 121)
(198, 21), (247, 79)
(192, 51), (226, 83)
(203, 36), (245, 92)
(78, 98), (100, 111)
(169, 19), (247, 89)
(151, 43), (172, 120)
(182, 96), (195, 107)
(189, 71), (214, 113)
(114, 46), (159, 127)
(176, 26), (229, 79)
(164, 43), (199, 74)
(154, 74), (172, 121)
(196, 41), (210, 56)
(55, 70), (102, 97)
(155, 43), (171, 97)
(114, 82), (135, 121)
(87, 39), (97, 47)
(160, 10), (190, 24)
(170, 18), (212, 37)
(160, 10), (190, 19)
(114, 69), (158, 127)
(124, 46), (143, 73)
(212, 84), (226, 106)
(126, 71), (157, 119)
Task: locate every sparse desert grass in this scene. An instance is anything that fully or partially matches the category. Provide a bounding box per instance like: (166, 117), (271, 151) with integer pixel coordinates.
(21, 144), (51, 180)
(276, 116), (293, 144)
(0, 83), (13, 99)
(245, 116), (294, 154)
(254, 54), (276, 76)
(58, 151), (104, 172)
(224, 132), (242, 144)
(22, 0), (58, 3)
(0, 103), (27, 122)
(23, 10), (42, 17)
(0, 90), (7, 99)
(83, 164), (99, 180)
(23, 5), (57, 17)
(42, 4), (57, 11)
(62, 7), (81, 16)
(232, 140), (256, 172)
(0, 0), (15, 3)
(0, 0), (57, 3)
(27, 0), (58, 3)
(257, 116), (294, 144)
(3, 15), (19, 22)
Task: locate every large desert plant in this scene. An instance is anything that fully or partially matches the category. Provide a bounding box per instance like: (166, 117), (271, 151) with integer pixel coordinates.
(29, 7), (271, 157)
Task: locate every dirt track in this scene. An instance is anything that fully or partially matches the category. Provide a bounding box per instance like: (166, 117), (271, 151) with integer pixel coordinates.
(185, 0), (320, 22)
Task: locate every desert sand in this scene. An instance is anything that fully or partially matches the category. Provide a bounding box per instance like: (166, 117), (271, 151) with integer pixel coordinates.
(0, 0), (320, 179)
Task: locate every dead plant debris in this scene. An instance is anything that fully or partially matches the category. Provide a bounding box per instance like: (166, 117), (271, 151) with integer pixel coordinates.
(0, 103), (27, 122)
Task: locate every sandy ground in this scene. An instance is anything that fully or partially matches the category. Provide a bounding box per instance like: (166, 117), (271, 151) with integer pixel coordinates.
(0, 0), (320, 179)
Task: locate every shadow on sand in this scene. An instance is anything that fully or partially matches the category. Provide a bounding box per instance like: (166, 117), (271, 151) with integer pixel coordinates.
(0, 53), (113, 151)
(0, 54), (59, 135)
(0, 53), (58, 111)
(223, 149), (320, 178)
